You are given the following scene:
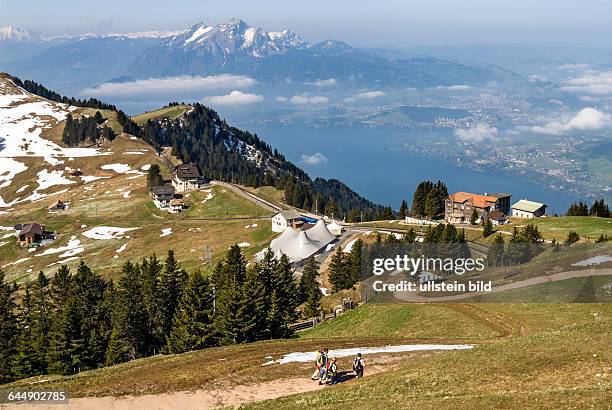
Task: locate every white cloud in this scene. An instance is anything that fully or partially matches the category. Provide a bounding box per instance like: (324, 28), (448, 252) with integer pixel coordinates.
(202, 91), (263, 106)
(558, 63), (591, 71)
(81, 75), (257, 97)
(561, 70), (612, 95)
(301, 152), (328, 166)
(454, 124), (498, 142)
(530, 107), (611, 135)
(275, 96), (288, 102)
(308, 78), (337, 87)
(289, 95), (329, 105)
(435, 85), (472, 91)
(343, 90), (386, 102)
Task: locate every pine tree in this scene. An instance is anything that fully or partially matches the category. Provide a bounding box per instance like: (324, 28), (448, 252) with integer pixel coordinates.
(158, 250), (187, 342)
(166, 271), (216, 353)
(328, 247), (351, 292)
(483, 219), (494, 237)
(299, 257), (321, 304)
(147, 164), (164, 189)
(398, 200), (408, 219)
(470, 209), (478, 225)
(0, 271), (19, 383)
(487, 234), (505, 266)
(348, 238), (363, 285)
(13, 285), (35, 379)
(271, 254), (299, 337)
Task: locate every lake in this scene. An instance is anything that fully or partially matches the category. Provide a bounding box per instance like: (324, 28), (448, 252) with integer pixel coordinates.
(243, 125), (576, 214)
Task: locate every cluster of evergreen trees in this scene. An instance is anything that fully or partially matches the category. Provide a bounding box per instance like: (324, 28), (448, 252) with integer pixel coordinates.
(566, 199), (610, 218)
(411, 180), (448, 218)
(139, 104), (384, 220)
(487, 225), (544, 265)
(328, 240), (363, 292)
(0, 246), (307, 383)
(61, 112), (115, 146)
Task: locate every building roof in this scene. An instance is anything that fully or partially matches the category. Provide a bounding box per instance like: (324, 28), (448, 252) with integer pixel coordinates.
(174, 163), (201, 179)
(268, 222), (335, 263)
(488, 210), (507, 221)
(490, 192), (511, 199)
(275, 209), (302, 220)
(19, 223), (43, 236)
(169, 198), (184, 206)
(152, 185), (176, 196)
(448, 192), (498, 209)
(512, 199), (547, 213)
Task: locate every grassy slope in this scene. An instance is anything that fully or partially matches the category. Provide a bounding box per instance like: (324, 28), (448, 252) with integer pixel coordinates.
(3, 303), (608, 407)
(498, 216), (612, 241)
(0, 92), (275, 282)
(132, 105), (190, 125)
(245, 304), (611, 409)
(301, 303), (500, 340)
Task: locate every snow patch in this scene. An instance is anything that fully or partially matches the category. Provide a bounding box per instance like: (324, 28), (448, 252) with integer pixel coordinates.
(263, 344), (474, 365)
(572, 255), (612, 267)
(160, 228), (172, 237)
(82, 226), (138, 240)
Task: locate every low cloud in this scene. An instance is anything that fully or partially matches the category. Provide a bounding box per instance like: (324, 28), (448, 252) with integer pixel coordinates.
(530, 107), (611, 135)
(202, 91), (263, 106)
(301, 152), (328, 166)
(275, 96), (288, 102)
(81, 75), (257, 97)
(435, 85), (472, 91)
(454, 124), (498, 142)
(558, 63), (591, 71)
(343, 90), (386, 102)
(289, 95), (330, 105)
(561, 70), (612, 95)
(308, 78), (337, 87)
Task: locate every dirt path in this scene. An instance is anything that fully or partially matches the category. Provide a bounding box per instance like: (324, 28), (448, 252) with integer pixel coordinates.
(14, 366), (386, 410)
(394, 267), (612, 302)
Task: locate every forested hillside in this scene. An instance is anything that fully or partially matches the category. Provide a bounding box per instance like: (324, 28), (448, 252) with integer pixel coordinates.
(141, 103), (385, 219)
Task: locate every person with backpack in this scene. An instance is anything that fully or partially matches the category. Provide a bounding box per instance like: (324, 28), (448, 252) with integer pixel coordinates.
(328, 357), (339, 385)
(353, 353), (365, 378)
(317, 348), (329, 385)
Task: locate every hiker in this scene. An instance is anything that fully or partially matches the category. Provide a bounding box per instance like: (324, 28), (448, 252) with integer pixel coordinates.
(311, 349), (323, 380)
(353, 353), (365, 378)
(317, 348), (330, 385)
(328, 357), (338, 385)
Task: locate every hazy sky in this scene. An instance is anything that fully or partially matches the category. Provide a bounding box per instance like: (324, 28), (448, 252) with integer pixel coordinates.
(2, 0), (612, 48)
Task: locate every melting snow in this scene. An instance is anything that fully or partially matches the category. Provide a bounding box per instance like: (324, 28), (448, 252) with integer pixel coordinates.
(263, 344), (474, 365)
(140, 164), (151, 171)
(343, 238), (358, 253)
(0, 158), (28, 188)
(82, 226), (138, 240)
(237, 242), (250, 248)
(572, 255), (612, 267)
(115, 243), (127, 253)
(36, 236), (83, 257)
(160, 228), (172, 237)
(81, 175), (110, 183)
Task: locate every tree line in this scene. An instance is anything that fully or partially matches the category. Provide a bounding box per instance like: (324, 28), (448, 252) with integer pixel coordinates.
(487, 225), (544, 265)
(61, 112), (115, 146)
(0, 246), (323, 384)
(139, 103), (385, 220)
(566, 199), (610, 218)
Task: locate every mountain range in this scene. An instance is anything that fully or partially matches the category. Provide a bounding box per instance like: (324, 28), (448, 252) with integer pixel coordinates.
(0, 18), (517, 95)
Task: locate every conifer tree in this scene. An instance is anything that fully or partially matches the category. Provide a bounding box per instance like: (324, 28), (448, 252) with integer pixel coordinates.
(483, 219), (494, 237)
(0, 271), (19, 383)
(398, 200), (408, 219)
(158, 250), (187, 341)
(328, 247), (351, 292)
(166, 271), (216, 353)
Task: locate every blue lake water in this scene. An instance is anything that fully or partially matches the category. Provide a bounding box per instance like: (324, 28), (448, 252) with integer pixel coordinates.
(244, 125), (576, 214)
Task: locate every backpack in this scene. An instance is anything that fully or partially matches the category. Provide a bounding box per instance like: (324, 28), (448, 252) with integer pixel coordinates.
(353, 357), (363, 371)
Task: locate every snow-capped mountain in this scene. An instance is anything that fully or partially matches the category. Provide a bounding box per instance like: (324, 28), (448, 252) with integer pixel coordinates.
(0, 25), (41, 42)
(161, 18), (306, 59)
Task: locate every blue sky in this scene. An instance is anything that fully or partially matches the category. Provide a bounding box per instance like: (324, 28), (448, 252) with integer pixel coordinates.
(1, 0), (611, 48)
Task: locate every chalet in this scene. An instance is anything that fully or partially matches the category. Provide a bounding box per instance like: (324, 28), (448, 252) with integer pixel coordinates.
(272, 209), (303, 233)
(511, 199), (547, 218)
(168, 198), (185, 213)
(152, 185), (178, 210)
(488, 210), (508, 226)
(171, 163), (207, 193)
(48, 200), (68, 213)
(445, 192), (511, 224)
(14, 223), (55, 246)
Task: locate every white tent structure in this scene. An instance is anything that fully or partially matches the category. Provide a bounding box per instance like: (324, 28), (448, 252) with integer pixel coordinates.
(265, 220), (337, 264)
(327, 219), (343, 236)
